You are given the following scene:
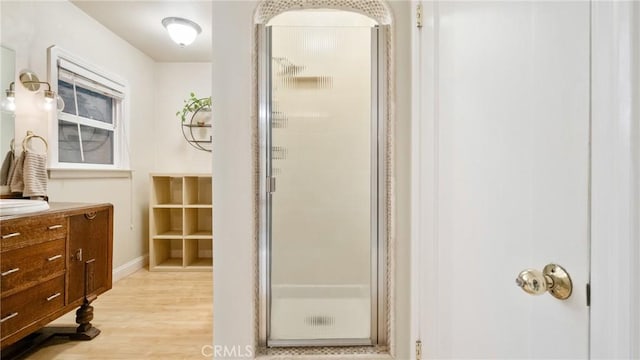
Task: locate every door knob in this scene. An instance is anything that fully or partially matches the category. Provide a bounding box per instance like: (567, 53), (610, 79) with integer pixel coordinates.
(515, 263), (572, 300)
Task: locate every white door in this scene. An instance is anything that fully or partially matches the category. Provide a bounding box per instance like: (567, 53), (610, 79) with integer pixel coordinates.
(412, 1), (590, 358)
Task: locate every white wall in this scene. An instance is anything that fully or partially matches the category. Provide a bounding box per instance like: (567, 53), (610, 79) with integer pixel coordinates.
(212, 1), (258, 355)
(153, 62), (212, 173)
(212, 0), (412, 357)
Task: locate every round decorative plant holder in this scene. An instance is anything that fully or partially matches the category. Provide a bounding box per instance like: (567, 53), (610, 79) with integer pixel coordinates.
(181, 102), (212, 152)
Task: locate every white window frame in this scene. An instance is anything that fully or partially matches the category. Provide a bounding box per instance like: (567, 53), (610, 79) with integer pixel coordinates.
(47, 46), (130, 171)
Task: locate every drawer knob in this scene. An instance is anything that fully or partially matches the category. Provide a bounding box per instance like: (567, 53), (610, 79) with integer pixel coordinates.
(47, 254), (63, 262)
(46, 292), (62, 302)
(48, 224), (63, 230)
(1, 232), (21, 239)
(1, 268), (20, 277)
(0, 312), (18, 323)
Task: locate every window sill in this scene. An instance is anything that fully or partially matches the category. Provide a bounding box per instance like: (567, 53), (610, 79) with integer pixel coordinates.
(48, 169), (132, 179)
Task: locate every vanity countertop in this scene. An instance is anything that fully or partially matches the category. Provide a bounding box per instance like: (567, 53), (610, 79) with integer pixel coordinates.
(0, 202), (112, 221)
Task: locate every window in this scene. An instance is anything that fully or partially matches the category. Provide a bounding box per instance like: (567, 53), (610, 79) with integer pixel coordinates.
(48, 46), (129, 170)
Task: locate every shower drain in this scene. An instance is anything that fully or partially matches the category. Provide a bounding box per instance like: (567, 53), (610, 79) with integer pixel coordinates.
(305, 315), (335, 327)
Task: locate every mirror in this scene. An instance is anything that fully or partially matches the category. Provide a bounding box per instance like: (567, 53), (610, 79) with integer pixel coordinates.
(1, 45), (16, 194)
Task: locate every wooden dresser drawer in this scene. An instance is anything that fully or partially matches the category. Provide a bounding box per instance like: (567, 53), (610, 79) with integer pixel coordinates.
(1, 239), (66, 297)
(0, 275), (65, 340)
(1, 216), (67, 252)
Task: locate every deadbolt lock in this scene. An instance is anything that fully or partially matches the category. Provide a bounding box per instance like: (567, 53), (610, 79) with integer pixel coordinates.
(516, 263), (573, 300)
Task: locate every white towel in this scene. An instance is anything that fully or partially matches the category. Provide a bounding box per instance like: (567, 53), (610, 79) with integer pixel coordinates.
(22, 151), (47, 198)
(0, 150), (14, 186)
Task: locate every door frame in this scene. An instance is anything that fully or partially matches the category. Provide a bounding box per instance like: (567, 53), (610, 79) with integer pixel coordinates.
(409, 1), (640, 359)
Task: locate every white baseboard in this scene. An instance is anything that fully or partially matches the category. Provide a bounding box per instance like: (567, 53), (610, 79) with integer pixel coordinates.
(112, 254), (148, 283)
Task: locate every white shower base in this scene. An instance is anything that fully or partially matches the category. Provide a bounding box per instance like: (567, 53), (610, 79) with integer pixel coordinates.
(270, 284), (371, 341)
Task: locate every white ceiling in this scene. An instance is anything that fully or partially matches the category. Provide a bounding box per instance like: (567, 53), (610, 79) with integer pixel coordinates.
(71, 1), (212, 62)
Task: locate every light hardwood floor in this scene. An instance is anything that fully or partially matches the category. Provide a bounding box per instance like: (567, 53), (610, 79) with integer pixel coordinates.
(21, 269), (213, 360)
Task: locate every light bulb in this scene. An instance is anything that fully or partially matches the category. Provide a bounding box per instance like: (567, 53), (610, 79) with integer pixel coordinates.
(43, 90), (55, 111)
(2, 82), (15, 112)
(1, 97), (15, 112)
(167, 23), (197, 46)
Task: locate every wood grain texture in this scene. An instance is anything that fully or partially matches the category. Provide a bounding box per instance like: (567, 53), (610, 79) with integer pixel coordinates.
(1, 204), (114, 348)
(1, 275), (65, 339)
(23, 269), (213, 360)
(67, 209), (112, 303)
(1, 238), (65, 297)
(0, 216), (66, 252)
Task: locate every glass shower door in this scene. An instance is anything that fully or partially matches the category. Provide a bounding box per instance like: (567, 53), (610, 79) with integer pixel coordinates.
(267, 23), (378, 346)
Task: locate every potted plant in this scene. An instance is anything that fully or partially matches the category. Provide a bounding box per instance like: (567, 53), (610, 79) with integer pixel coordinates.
(176, 92), (212, 124)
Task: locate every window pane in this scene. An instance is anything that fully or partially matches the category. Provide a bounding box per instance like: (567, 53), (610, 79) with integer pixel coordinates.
(58, 80), (114, 125)
(58, 121), (114, 165)
(58, 120), (82, 163)
(80, 125), (113, 164)
(77, 86), (114, 124)
(58, 81), (77, 115)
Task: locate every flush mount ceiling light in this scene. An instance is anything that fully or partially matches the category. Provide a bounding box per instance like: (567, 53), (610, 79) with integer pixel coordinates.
(162, 17), (202, 47)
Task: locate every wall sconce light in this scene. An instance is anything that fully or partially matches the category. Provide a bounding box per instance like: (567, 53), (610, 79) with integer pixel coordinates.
(19, 71), (62, 112)
(162, 17), (202, 47)
(1, 82), (16, 112)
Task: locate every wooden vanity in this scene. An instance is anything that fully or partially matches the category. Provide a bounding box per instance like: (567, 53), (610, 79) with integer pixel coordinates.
(0, 203), (113, 349)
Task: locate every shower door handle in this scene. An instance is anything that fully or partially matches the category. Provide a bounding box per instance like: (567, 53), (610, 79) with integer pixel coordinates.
(267, 176), (276, 193)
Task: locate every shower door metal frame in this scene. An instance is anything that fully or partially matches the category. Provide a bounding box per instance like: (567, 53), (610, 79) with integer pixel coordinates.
(258, 24), (388, 348)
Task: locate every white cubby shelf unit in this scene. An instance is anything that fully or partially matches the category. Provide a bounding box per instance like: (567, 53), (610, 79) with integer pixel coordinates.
(149, 174), (213, 271)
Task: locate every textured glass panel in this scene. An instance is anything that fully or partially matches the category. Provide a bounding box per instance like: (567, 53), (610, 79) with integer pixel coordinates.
(269, 24), (373, 342)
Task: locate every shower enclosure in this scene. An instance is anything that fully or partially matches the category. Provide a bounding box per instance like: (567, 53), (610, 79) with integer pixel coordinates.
(259, 10), (387, 347)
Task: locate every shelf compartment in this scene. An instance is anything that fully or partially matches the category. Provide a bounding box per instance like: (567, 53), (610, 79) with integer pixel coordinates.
(152, 230), (182, 239)
(151, 176), (183, 205)
(184, 208), (212, 237)
(184, 176), (213, 206)
(184, 239), (213, 268)
(151, 208), (183, 236)
(152, 204), (183, 209)
(152, 239), (184, 269)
